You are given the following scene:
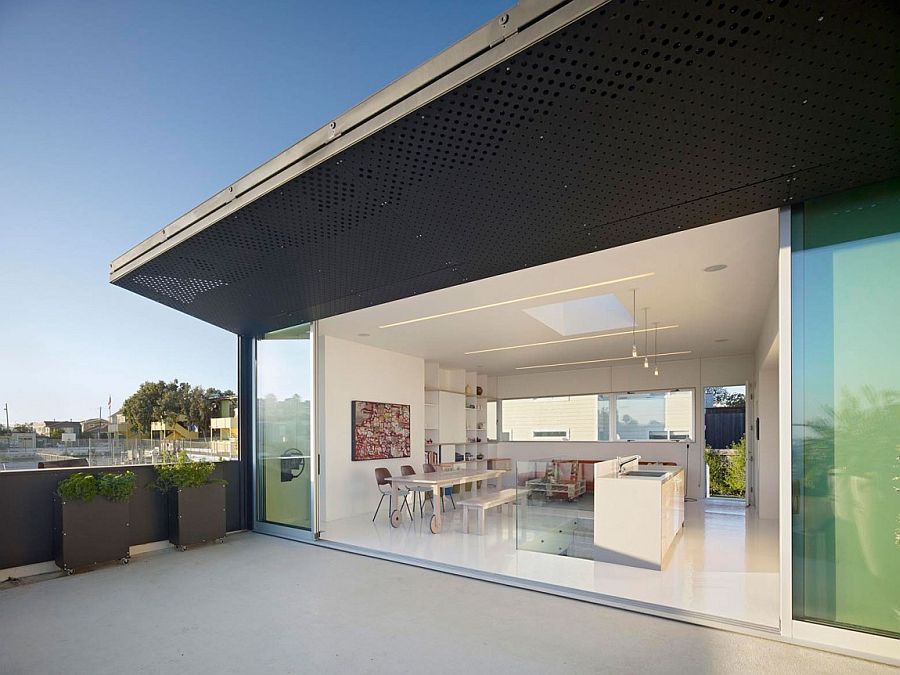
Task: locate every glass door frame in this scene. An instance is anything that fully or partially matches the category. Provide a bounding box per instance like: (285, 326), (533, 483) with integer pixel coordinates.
(251, 321), (320, 542)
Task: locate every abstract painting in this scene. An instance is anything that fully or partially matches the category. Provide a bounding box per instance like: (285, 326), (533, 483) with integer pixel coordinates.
(351, 400), (411, 461)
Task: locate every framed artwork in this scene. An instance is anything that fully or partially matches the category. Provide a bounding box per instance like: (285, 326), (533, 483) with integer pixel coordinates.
(351, 400), (411, 461)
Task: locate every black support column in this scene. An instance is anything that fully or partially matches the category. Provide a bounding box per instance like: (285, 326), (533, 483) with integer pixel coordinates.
(237, 334), (254, 531)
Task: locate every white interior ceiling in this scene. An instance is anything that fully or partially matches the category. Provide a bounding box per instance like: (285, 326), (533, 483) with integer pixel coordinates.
(319, 210), (779, 374)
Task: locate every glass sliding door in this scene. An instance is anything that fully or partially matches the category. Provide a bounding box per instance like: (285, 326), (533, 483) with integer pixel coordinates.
(255, 323), (316, 536)
(791, 177), (900, 638)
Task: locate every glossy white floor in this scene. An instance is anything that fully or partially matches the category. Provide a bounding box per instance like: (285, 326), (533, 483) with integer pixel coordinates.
(322, 497), (780, 630)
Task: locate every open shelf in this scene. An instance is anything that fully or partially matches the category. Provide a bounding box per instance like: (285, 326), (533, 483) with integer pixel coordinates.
(424, 365), (497, 464)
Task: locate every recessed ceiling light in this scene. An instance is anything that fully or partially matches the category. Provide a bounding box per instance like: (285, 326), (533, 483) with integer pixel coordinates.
(515, 350), (692, 370)
(714, 338), (729, 343)
(378, 272), (654, 328)
(357, 333), (370, 337)
(465, 324), (679, 355)
(704, 264), (728, 272)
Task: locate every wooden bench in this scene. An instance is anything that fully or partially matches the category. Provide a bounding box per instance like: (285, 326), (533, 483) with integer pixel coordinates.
(458, 488), (518, 535)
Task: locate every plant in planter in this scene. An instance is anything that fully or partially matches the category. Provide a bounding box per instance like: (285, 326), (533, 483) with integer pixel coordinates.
(54, 471), (136, 574)
(154, 451), (226, 550)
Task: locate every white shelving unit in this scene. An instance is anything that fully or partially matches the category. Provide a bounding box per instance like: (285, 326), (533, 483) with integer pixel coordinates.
(423, 365), (506, 490)
(424, 363), (466, 463)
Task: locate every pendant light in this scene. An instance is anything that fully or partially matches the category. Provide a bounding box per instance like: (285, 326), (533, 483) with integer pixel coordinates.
(653, 322), (660, 376)
(631, 289), (638, 358)
(643, 308), (649, 368)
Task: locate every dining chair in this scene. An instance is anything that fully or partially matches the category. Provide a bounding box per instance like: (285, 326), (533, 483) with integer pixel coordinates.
(401, 464), (433, 518)
(373, 468), (413, 523)
(422, 463), (455, 511)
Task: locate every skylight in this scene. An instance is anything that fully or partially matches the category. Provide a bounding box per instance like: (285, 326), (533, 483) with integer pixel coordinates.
(524, 293), (634, 336)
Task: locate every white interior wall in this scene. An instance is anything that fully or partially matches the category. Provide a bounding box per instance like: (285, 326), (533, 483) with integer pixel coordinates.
(320, 335), (424, 522)
(496, 355), (754, 500)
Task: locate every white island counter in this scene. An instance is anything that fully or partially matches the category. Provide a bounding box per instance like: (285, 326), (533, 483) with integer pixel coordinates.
(593, 459), (685, 570)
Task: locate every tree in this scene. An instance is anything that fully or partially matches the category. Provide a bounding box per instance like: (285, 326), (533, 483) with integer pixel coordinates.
(121, 380), (234, 436)
(705, 386), (746, 408)
(121, 381), (168, 435)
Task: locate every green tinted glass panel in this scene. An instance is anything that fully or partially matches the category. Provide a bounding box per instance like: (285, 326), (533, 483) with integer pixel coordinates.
(791, 177), (900, 638)
(256, 324), (312, 530)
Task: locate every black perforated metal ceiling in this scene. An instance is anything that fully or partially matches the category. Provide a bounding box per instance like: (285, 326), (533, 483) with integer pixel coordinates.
(112, 0), (900, 335)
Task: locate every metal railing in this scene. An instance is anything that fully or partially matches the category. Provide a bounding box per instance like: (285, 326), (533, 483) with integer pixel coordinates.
(0, 438), (239, 471)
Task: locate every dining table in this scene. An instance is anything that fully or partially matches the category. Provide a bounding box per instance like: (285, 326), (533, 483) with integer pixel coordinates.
(386, 468), (506, 533)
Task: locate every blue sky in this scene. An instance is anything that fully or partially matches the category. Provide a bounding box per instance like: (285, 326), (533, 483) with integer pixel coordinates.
(0, 0), (510, 424)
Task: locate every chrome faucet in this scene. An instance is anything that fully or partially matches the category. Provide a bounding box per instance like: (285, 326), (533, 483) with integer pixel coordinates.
(616, 454), (641, 476)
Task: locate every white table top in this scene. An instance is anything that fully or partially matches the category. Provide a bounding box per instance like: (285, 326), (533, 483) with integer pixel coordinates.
(386, 468), (504, 488)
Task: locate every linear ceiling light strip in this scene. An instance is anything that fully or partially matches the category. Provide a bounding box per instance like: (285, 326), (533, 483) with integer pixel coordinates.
(515, 350), (692, 370)
(378, 272), (654, 328)
(464, 324), (679, 355)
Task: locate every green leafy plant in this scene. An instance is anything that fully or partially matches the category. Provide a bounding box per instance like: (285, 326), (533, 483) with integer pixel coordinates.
(705, 435), (746, 497)
(58, 472), (99, 502)
(724, 436), (746, 495)
(58, 471), (136, 503)
(153, 450), (221, 491)
(98, 471), (137, 502)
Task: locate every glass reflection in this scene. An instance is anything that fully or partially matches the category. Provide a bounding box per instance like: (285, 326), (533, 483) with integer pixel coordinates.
(792, 178), (900, 638)
(256, 324), (312, 530)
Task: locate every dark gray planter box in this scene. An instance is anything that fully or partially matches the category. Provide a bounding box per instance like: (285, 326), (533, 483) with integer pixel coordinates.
(53, 495), (130, 574)
(167, 482), (226, 549)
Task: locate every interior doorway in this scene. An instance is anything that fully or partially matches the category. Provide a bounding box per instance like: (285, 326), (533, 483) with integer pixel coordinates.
(703, 385), (747, 501)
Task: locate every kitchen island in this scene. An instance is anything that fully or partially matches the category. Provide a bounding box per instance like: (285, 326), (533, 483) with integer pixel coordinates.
(593, 459), (685, 570)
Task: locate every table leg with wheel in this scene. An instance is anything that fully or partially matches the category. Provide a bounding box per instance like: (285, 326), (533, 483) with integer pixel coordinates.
(390, 482), (402, 528)
(429, 480), (444, 534)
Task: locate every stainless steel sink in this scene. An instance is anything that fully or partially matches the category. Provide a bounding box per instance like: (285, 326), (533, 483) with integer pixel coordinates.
(625, 470), (669, 477)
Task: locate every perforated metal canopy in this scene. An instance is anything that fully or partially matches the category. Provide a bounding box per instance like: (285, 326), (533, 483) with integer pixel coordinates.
(111, 0), (900, 335)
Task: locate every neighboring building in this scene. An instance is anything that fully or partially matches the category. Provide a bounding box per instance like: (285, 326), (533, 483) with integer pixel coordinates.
(107, 411), (133, 439)
(32, 420), (80, 437)
(502, 395), (599, 441)
(150, 419), (198, 442)
(80, 418), (110, 438)
(210, 396), (238, 458)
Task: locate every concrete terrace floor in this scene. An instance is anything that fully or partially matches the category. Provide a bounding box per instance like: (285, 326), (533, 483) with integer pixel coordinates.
(0, 532), (890, 675)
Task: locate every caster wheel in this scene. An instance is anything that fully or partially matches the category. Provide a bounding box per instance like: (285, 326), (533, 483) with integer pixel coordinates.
(430, 515), (441, 534)
(179, 545), (187, 552)
(390, 510), (401, 528)
(65, 569), (74, 576)
(215, 538), (224, 544)
(120, 557), (130, 565)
